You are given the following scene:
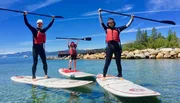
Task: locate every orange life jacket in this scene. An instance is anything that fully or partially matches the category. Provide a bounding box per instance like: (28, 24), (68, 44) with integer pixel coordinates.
(106, 28), (120, 42)
(69, 44), (77, 55)
(34, 31), (46, 44)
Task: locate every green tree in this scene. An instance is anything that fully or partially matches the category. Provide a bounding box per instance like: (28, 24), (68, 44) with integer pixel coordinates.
(136, 28), (142, 42)
(122, 28), (179, 51)
(167, 30), (179, 47)
(150, 27), (158, 40)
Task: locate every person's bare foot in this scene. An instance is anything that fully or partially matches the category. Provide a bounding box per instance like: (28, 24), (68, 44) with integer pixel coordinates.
(119, 77), (124, 80)
(32, 78), (37, 81)
(44, 75), (49, 79)
(102, 77), (106, 81)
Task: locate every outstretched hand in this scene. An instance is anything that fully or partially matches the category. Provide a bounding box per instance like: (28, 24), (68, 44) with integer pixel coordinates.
(52, 15), (55, 19)
(98, 8), (102, 13)
(131, 14), (134, 19)
(23, 11), (28, 15)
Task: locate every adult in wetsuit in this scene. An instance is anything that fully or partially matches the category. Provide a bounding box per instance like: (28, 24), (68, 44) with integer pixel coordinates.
(23, 11), (54, 81)
(98, 8), (134, 79)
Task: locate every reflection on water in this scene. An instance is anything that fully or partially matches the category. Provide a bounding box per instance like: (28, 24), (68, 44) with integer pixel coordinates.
(68, 92), (80, 103)
(31, 85), (48, 103)
(0, 59), (180, 103)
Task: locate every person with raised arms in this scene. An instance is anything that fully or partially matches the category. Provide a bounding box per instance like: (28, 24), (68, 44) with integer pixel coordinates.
(98, 8), (134, 80)
(23, 11), (55, 81)
(68, 39), (80, 70)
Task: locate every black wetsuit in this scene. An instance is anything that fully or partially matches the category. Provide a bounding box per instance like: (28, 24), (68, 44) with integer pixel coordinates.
(24, 15), (54, 79)
(101, 23), (127, 77)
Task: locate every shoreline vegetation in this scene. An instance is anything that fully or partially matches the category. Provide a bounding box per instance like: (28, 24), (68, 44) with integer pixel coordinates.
(47, 28), (180, 60)
(47, 27), (180, 60)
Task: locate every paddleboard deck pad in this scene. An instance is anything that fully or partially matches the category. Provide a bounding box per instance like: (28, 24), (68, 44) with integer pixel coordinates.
(96, 74), (161, 98)
(11, 76), (93, 89)
(59, 68), (95, 79)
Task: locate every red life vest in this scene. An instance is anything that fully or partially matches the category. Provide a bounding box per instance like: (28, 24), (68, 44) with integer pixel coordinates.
(34, 31), (46, 44)
(69, 44), (77, 55)
(106, 28), (120, 42)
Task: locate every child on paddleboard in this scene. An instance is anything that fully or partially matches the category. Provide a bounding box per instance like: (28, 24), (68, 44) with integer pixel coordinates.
(98, 8), (134, 80)
(68, 39), (80, 70)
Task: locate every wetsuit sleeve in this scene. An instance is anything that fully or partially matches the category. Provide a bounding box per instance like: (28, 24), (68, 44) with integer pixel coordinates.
(117, 25), (127, 32)
(117, 17), (134, 32)
(101, 23), (107, 31)
(43, 19), (54, 32)
(99, 11), (107, 31)
(24, 15), (36, 36)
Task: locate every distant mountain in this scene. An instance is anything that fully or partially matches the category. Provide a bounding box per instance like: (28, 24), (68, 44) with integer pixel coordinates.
(0, 51), (59, 58)
(0, 51), (32, 58)
(0, 48), (106, 58)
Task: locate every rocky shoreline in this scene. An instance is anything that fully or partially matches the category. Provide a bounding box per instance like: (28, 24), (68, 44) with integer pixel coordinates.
(47, 48), (180, 60)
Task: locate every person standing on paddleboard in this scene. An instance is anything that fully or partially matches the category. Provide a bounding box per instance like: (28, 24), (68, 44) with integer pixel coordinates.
(98, 8), (134, 80)
(68, 39), (80, 70)
(23, 11), (54, 81)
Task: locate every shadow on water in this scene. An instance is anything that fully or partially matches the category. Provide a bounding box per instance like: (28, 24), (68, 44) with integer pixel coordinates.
(31, 85), (48, 103)
(30, 85), (82, 103)
(69, 76), (96, 82)
(103, 91), (161, 103)
(28, 82), (162, 103)
(28, 82), (96, 103)
(67, 92), (80, 103)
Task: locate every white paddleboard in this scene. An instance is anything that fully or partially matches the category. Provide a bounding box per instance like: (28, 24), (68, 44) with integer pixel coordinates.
(59, 68), (95, 79)
(11, 76), (92, 89)
(96, 74), (161, 98)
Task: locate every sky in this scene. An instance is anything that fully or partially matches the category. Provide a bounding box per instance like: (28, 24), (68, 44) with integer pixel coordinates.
(0, 0), (180, 54)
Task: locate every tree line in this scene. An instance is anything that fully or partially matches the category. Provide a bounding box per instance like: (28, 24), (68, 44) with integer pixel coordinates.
(123, 27), (179, 51)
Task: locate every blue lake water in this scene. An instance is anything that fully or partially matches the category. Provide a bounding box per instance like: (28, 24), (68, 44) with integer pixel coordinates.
(0, 57), (180, 103)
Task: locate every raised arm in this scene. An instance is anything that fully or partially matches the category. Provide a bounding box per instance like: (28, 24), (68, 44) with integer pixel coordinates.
(76, 39), (80, 46)
(98, 8), (107, 30)
(98, 8), (103, 24)
(68, 39), (70, 48)
(23, 11), (36, 32)
(126, 14), (134, 27)
(43, 16), (55, 32)
(118, 14), (134, 31)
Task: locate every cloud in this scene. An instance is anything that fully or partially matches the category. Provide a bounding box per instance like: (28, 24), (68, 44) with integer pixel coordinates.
(0, 0), (62, 23)
(83, 4), (133, 16)
(58, 7), (180, 22)
(26, 0), (62, 11)
(57, 16), (98, 22)
(130, 9), (180, 15)
(149, 0), (180, 10)
(85, 24), (180, 37)
(122, 24), (180, 33)
(18, 41), (32, 46)
(115, 5), (133, 12)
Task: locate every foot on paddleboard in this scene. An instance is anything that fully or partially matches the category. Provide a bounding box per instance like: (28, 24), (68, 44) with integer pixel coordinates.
(102, 77), (106, 81)
(119, 77), (124, 80)
(69, 68), (72, 70)
(44, 75), (50, 79)
(32, 78), (37, 81)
